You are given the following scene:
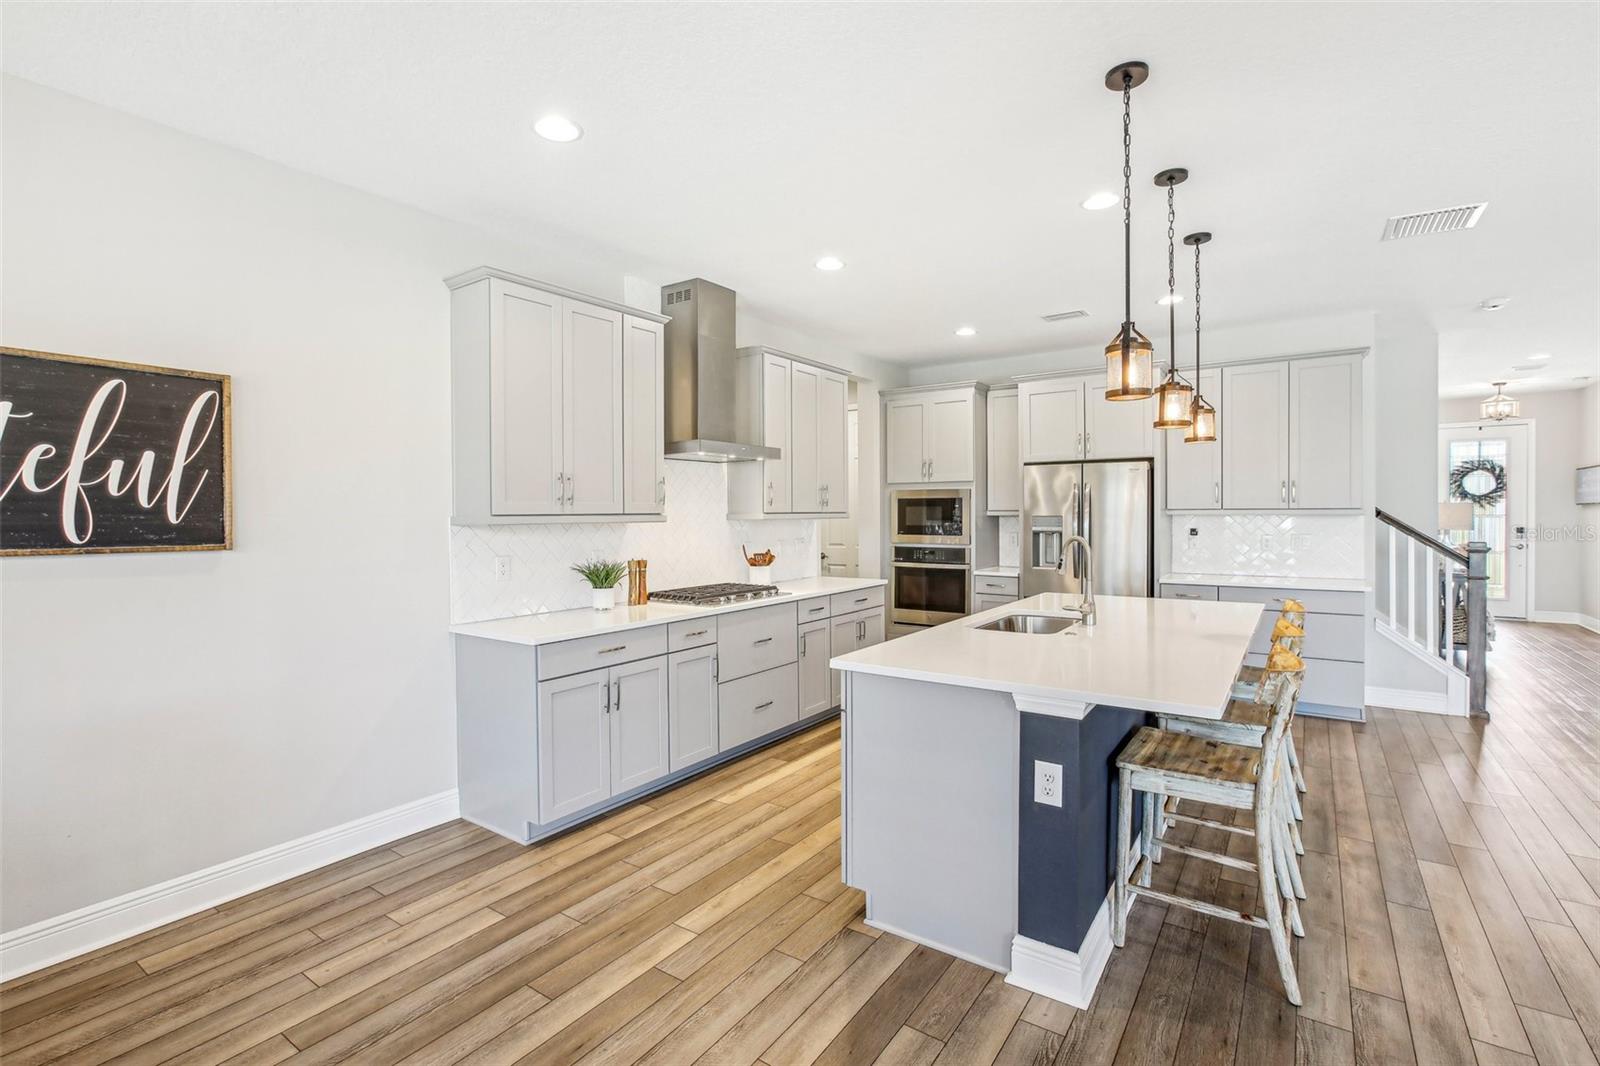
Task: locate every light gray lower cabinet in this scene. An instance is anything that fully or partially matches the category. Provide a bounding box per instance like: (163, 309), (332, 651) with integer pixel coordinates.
(610, 655), (669, 795)
(829, 606), (885, 707)
(536, 667), (612, 823)
(668, 645), (719, 772)
(798, 618), (832, 718)
(719, 663), (800, 751)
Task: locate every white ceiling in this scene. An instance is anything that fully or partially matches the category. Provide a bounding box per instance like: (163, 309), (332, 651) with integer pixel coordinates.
(5, 2), (1596, 397)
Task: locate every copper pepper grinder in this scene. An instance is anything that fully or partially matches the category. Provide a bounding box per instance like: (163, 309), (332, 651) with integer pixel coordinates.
(628, 559), (649, 606)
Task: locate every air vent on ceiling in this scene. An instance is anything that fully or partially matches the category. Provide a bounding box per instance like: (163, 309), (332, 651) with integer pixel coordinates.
(1380, 202), (1487, 241)
(1041, 309), (1090, 322)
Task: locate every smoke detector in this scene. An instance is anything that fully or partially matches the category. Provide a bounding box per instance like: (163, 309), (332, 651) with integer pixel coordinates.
(1381, 202), (1487, 241)
(1041, 309), (1090, 322)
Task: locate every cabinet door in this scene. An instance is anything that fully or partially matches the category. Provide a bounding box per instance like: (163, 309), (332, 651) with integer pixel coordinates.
(1086, 382), (1155, 460)
(884, 398), (928, 484)
(799, 618), (832, 716)
(818, 370), (849, 514)
(829, 613), (861, 708)
(563, 301), (625, 514)
(1289, 354), (1362, 509)
(1020, 379), (1084, 462)
(490, 280), (564, 515)
(986, 389), (1020, 514)
(667, 646), (719, 772)
(610, 656), (669, 795)
(1164, 367), (1222, 510)
(1222, 362), (1290, 509)
(622, 316), (665, 514)
(928, 391), (975, 482)
(789, 361), (821, 513)
(857, 607), (885, 649)
(762, 354), (792, 512)
(537, 667), (610, 823)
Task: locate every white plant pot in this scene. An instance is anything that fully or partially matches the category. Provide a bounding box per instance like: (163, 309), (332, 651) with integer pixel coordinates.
(592, 587), (616, 611)
(748, 564), (774, 586)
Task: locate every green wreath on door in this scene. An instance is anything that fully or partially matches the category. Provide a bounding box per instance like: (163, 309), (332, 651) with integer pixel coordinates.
(1448, 458), (1507, 507)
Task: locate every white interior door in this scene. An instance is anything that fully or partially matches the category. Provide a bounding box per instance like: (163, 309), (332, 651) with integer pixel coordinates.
(1439, 422), (1529, 619)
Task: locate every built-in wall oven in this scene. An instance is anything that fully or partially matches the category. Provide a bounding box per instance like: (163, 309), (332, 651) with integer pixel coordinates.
(891, 488), (970, 546)
(890, 545), (970, 626)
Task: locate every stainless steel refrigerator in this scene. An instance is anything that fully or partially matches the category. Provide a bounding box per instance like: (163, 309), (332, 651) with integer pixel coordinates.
(1021, 460), (1153, 599)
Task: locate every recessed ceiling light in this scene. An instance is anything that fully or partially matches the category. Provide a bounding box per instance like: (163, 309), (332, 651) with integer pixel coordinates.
(1477, 297), (1510, 312)
(815, 256), (845, 271)
(954, 326), (977, 337)
(533, 115), (583, 142)
(1156, 293), (1184, 306)
(1528, 352), (1551, 361)
(1082, 191), (1119, 211)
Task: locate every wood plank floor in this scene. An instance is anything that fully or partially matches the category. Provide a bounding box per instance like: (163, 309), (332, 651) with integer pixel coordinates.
(3, 620), (1597, 1065)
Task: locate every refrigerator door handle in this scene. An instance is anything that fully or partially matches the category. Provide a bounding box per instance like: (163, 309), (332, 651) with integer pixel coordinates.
(1082, 481), (1093, 580)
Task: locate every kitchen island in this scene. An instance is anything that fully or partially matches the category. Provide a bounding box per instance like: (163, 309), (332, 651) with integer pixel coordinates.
(830, 592), (1262, 1007)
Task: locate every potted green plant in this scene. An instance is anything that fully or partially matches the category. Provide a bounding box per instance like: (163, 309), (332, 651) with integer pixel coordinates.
(571, 559), (628, 611)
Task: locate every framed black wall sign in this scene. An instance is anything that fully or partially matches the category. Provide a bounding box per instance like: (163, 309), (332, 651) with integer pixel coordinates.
(1, 347), (233, 556)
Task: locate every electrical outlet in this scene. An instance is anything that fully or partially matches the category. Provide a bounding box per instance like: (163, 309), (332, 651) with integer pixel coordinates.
(1033, 760), (1063, 807)
(1187, 525), (1199, 537)
(493, 556), (511, 581)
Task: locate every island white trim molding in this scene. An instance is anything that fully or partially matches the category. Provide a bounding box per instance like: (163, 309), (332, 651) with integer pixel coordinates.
(0, 789), (459, 981)
(1005, 894), (1116, 1009)
(1010, 693), (1093, 720)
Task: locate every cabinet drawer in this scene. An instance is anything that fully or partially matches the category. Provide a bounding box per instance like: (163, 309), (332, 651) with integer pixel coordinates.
(1243, 653), (1364, 708)
(830, 586), (885, 616)
(974, 574), (1019, 597)
(538, 625), (668, 681)
(1248, 610), (1365, 662)
(1160, 584), (1219, 601)
(1218, 585), (1364, 616)
(719, 663), (800, 751)
(974, 593), (1016, 612)
(668, 617), (717, 652)
(797, 596), (834, 623)
(716, 602), (799, 682)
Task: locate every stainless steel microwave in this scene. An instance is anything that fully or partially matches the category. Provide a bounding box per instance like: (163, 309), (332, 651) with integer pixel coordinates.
(890, 488), (971, 545)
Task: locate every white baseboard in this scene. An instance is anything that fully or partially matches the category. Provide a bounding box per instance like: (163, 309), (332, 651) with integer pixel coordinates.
(1365, 685), (1463, 717)
(1531, 610), (1582, 626)
(0, 789), (459, 982)
(1004, 893), (1116, 1010)
(1585, 614), (1600, 635)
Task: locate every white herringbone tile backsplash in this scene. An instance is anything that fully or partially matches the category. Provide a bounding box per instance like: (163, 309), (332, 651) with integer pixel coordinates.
(451, 463), (821, 623)
(1168, 513), (1364, 579)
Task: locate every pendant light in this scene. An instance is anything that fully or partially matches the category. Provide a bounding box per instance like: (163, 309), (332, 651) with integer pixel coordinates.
(1183, 231), (1217, 443)
(1152, 168), (1194, 428)
(1103, 61), (1154, 401)
(1480, 381), (1520, 421)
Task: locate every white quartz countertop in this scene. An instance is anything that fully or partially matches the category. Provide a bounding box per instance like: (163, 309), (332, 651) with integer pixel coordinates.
(974, 567), (1020, 579)
(831, 593), (1263, 719)
(1160, 572), (1371, 593)
(450, 576), (888, 647)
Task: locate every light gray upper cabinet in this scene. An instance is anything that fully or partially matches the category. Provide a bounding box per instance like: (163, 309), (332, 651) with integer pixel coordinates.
(986, 387), (1020, 515)
(1288, 353), (1362, 509)
(667, 646), (718, 772)
(623, 316), (666, 514)
(536, 667), (612, 823)
(798, 618), (832, 718)
(882, 384), (984, 485)
(1085, 380), (1156, 460)
(1164, 367), (1222, 510)
(728, 349), (849, 517)
(1222, 362), (1291, 509)
(609, 655), (669, 794)
(448, 268), (669, 523)
(1018, 377), (1085, 463)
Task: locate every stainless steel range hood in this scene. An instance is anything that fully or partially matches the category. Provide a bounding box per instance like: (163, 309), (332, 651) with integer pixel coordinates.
(661, 279), (780, 462)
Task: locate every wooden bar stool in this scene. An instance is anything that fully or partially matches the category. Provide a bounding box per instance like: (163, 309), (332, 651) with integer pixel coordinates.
(1229, 606), (1311, 801)
(1114, 674), (1305, 1005)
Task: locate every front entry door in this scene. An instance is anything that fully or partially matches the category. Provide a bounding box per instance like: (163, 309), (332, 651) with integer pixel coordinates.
(1438, 421), (1529, 619)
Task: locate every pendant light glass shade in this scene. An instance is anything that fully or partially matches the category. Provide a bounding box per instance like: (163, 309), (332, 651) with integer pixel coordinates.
(1154, 373), (1194, 427)
(1480, 381), (1520, 421)
(1185, 394), (1217, 443)
(1153, 168), (1192, 428)
(1105, 326), (1155, 399)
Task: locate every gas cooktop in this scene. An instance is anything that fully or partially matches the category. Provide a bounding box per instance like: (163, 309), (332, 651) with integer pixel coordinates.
(650, 583), (783, 606)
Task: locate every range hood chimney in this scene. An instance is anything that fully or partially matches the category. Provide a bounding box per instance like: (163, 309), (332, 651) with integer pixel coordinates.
(660, 279), (780, 462)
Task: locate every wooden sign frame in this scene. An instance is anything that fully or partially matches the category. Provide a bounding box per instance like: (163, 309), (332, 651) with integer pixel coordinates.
(0, 346), (233, 556)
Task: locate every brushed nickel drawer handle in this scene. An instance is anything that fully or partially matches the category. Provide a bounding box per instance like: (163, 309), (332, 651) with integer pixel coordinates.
(854, 596), (869, 604)
(685, 629), (707, 638)
(753, 637), (773, 646)
(754, 700), (774, 711)
(598, 645), (627, 655)
(807, 604), (827, 614)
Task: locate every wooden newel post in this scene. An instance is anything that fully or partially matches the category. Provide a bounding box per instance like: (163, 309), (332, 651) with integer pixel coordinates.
(1466, 541), (1489, 716)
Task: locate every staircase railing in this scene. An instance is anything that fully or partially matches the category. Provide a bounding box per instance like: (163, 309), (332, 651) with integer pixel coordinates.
(1374, 508), (1489, 715)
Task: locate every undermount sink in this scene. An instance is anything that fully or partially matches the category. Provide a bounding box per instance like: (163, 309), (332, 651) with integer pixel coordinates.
(973, 612), (1080, 635)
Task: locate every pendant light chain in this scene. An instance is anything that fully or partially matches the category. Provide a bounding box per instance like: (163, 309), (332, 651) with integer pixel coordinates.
(1167, 182), (1177, 362)
(1193, 238), (1202, 380)
(1122, 75), (1133, 334)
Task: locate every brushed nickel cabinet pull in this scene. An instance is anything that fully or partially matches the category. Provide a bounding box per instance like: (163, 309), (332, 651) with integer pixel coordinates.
(753, 636), (773, 646)
(685, 629), (707, 638)
(754, 700), (774, 711)
(807, 603), (826, 614)
(598, 644), (627, 655)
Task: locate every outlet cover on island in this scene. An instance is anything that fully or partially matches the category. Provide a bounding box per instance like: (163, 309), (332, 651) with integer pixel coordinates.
(1033, 760), (1063, 807)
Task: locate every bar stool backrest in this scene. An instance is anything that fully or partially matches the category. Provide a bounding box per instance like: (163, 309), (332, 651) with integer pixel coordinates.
(1254, 671), (1303, 822)
(1255, 646), (1305, 705)
(1277, 598), (1308, 627)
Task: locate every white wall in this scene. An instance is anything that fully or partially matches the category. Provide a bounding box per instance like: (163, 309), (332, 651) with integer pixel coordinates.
(1438, 389), (1590, 619)
(0, 78), (885, 935)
